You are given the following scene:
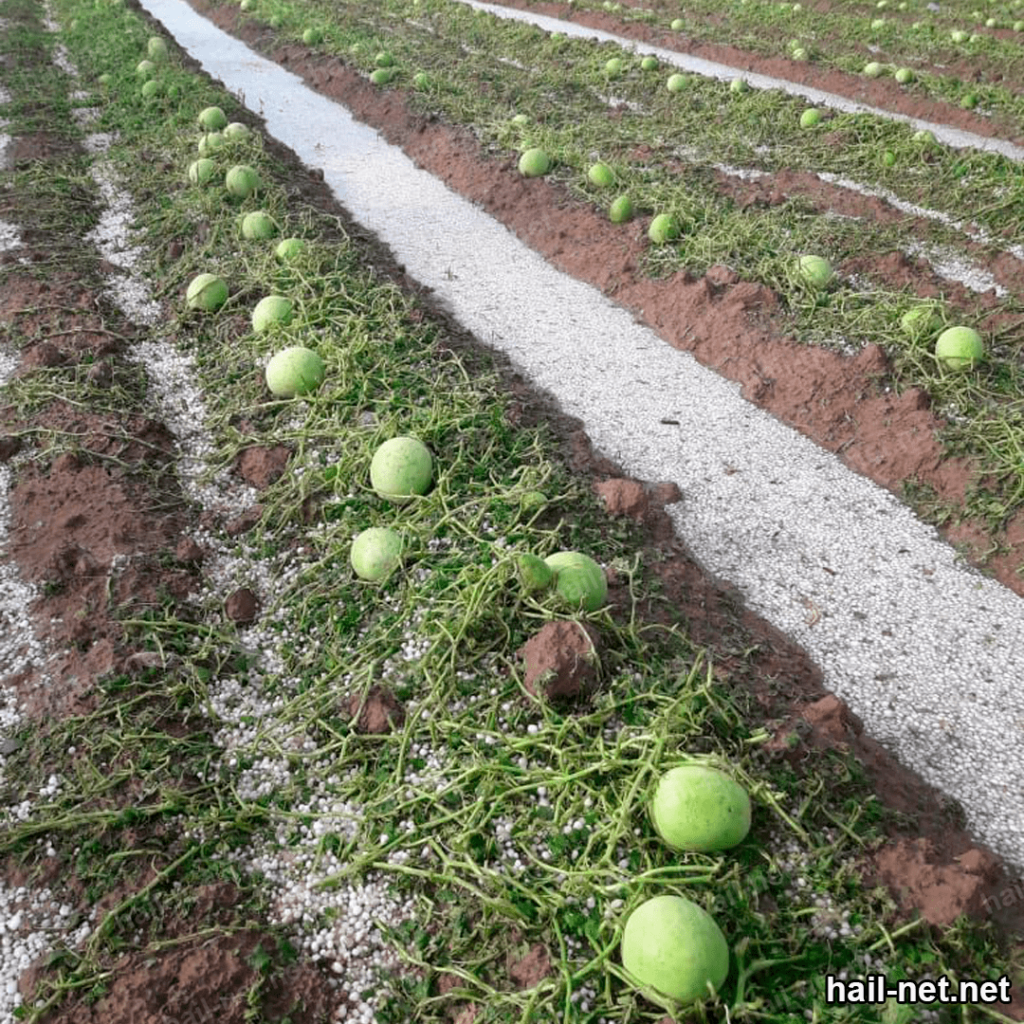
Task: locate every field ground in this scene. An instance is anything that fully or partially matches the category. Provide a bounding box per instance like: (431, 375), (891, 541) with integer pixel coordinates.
(1, 0), (1024, 1020)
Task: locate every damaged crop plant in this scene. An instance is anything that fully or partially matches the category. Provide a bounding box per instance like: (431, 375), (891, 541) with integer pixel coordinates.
(0, 0), (1020, 1021)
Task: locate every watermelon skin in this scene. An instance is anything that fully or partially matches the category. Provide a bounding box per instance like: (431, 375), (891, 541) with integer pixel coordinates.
(518, 553), (553, 593)
(518, 148), (551, 177)
(543, 551), (607, 612)
(186, 273), (228, 312)
(251, 295), (293, 333)
(370, 437), (433, 504)
(934, 326), (984, 371)
(350, 527), (403, 581)
(621, 895), (729, 1008)
(265, 346), (324, 398)
(650, 765), (751, 852)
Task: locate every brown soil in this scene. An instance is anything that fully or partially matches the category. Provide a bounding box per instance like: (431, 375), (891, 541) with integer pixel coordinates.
(2, 0), (1023, 1019)
(0, 1), (346, 1014)
(0, 268), (344, 1021)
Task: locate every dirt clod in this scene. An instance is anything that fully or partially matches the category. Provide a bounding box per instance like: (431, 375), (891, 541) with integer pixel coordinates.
(594, 477), (649, 519)
(175, 536), (205, 564)
(646, 480), (682, 505)
(224, 505), (262, 536)
(507, 943), (552, 988)
(225, 586), (259, 625)
(873, 838), (1003, 927)
(344, 684), (406, 734)
(20, 341), (66, 370)
(86, 360), (113, 387)
(0, 435), (21, 461)
(235, 444), (291, 489)
(517, 620), (601, 701)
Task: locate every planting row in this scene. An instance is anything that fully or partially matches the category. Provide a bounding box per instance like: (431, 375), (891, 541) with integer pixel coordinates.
(546, 0), (1024, 105)
(204, 0), (1024, 526)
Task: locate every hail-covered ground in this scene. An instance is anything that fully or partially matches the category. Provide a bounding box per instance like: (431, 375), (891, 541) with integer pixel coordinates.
(468, 31), (1021, 302)
(2, 0), (1023, 1019)
(141, 0), (1024, 877)
(69, 83), (434, 1024)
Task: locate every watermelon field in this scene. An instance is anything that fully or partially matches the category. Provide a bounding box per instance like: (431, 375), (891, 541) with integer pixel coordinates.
(2, 0), (1024, 1020)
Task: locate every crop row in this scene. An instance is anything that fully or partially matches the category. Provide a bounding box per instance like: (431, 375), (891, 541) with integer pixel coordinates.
(559, 0), (1024, 103)
(213, 0), (1024, 523)
(0, 0), (1017, 1019)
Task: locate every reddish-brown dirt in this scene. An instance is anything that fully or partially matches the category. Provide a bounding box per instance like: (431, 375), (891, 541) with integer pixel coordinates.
(0, 261), (344, 1021)
(2, 0), (1023, 1018)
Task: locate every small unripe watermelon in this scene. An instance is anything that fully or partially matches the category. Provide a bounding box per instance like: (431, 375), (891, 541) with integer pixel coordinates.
(350, 527), (403, 581)
(609, 195), (633, 223)
(252, 295), (293, 332)
(370, 437), (433, 504)
(519, 148), (551, 177)
(275, 237), (306, 261)
(241, 211), (277, 240)
(797, 254), (833, 289)
(935, 326), (984, 370)
(518, 553), (554, 593)
(650, 764), (751, 852)
(520, 490), (548, 511)
(198, 105), (227, 131)
(621, 895), (729, 1009)
(648, 213), (679, 244)
(225, 164), (259, 199)
(265, 345), (324, 397)
(198, 132), (225, 156)
(900, 304), (943, 339)
(186, 273), (228, 312)
(543, 551), (607, 612)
